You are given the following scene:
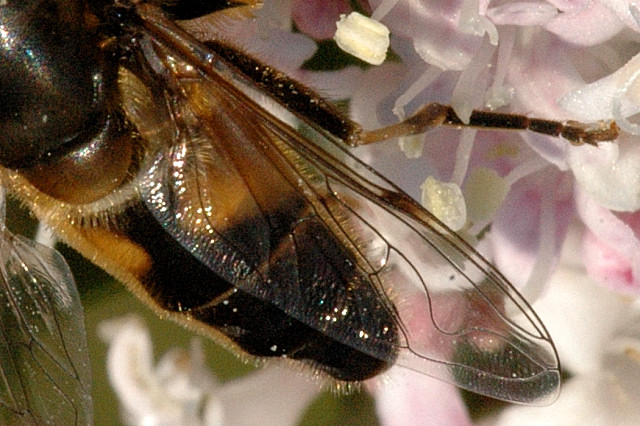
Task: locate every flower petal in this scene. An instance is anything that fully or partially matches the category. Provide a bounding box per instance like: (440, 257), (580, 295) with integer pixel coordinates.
(99, 316), (220, 425)
(582, 228), (640, 294)
(576, 188), (640, 293)
(559, 51), (640, 122)
(568, 139), (640, 212)
(370, 0), (483, 70)
(487, 2), (559, 26)
(491, 169), (573, 293)
(367, 366), (471, 426)
(292, 0), (352, 40)
(544, 1), (623, 46)
(216, 366), (320, 426)
(531, 249), (632, 374)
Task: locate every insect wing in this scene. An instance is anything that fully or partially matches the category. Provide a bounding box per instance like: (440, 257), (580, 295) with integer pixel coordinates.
(133, 26), (559, 404)
(0, 189), (92, 425)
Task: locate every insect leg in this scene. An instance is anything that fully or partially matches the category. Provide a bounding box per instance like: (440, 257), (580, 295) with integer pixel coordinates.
(357, 103), (619, 146)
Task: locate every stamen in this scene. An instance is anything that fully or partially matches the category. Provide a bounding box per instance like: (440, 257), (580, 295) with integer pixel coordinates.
(371, 0), (400, 21)
(521, 185), (556, 303)
(465, 159), (547, 235)
(334, 12), (390, 65)
(393, 67), (443, 121)
(503, 157), (548, 187)
(450, 128), (477, 186)
(485, 26), (515, 110)
(421, 176), (467, 231)
(458, 0), (499, 45)
(465, 167), (509, 233)
(451, 36), (496, 122)
(393, 67), (443, 157)
(398, 134), (425, 159)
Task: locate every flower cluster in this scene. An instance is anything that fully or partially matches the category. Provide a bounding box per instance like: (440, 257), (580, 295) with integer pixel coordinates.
(99, 315), (320, 425)
(291, 0), (640, 296)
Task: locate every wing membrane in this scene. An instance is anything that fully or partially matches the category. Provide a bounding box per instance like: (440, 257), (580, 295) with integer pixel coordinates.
(0, 189), (92, 425)
(133, 19), (559, 404)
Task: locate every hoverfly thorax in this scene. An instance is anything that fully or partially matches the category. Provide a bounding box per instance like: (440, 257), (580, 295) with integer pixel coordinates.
(0, 0), (143, 206)
(0, 0), (107, 167)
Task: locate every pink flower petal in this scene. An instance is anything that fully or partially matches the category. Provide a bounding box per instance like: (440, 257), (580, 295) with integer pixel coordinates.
(367, 366), (471, 426)
(577, 188), (640, 294)
(600, 0), (640, 32)
(568, 139), (640, 212)
(492, 169), (574, 291)
(582, 229), (639, 294)
(505, 29), (609, 166)
(292, 0), (352, 39)
(545, 1), (623, 45)
(530, 236), (633, 373)
(370, 0), (483, 70)
(495, 237), (639, 422)
(506, 31), (584, 119)
(487, 2), (559, 26)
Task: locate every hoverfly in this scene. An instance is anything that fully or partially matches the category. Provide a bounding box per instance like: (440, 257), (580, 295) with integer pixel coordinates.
(0, 0), (621, 423)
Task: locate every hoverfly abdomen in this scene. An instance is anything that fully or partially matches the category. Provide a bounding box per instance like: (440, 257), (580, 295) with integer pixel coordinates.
(119, 201), (397, 381)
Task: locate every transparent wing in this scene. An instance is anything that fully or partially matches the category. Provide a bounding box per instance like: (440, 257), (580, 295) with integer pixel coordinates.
(0, 188), (92, 425)
(134, 28), (559, 404)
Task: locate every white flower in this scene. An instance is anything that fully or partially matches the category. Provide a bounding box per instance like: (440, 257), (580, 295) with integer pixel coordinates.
(99, 315), (319, 426)
(493, 224), (640, 425)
